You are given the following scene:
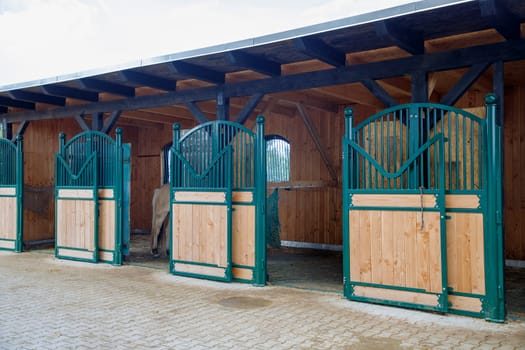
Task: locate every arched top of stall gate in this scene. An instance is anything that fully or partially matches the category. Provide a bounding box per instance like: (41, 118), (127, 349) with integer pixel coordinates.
(58, 129), (122, 187)
(349, 102), (485, 135)
(171, 118), (265, 189)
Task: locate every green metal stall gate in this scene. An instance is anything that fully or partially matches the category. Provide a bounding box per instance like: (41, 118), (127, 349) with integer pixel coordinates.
(169, 118), (266, 284)
(0, 136), (23, 252)
(55, 129), (130, 264)
(342, 94), (505, 322)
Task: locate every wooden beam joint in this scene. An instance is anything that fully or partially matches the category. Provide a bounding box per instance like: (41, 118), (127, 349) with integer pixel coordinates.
(480, 0), (521, 40)
(293, 37), (346, 67)
(375, 20), (424, 55)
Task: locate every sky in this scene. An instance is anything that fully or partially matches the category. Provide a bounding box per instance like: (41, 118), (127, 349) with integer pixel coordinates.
(0, 0), (414, 86)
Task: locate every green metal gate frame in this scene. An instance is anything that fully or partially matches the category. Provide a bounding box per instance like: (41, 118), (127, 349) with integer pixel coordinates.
(0, 136), (23, 252)
(342, 94), (505, 321)
(55, 129), (125, 265)
(169, 118), (266, 284)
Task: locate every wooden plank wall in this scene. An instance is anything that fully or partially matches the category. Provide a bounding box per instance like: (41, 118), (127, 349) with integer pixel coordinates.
(263, 104), (376, 246)
(21, 118), (174, 242)
(127, 124), (172, 232)
(23, 119), (82, 241)
(503, 85), (525, 260)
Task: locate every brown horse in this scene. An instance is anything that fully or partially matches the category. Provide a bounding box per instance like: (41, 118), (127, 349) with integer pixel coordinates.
(150, 183), (170, 258)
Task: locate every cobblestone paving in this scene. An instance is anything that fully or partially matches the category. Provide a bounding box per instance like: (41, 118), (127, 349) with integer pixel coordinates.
(1, 251), (524, 350)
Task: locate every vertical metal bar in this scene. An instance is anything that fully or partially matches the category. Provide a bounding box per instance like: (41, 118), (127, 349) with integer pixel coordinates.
(343, 107), (352, 297)
(254, 116), (266, 286)
(447, 110), (451, 190)
(114, 128), (123, 265)
(455, 112), (459, 190)
(15, 136), (23, 252)
(470, 119), (475, 190)
(484, 93), (505, 322)
(393, 112), (398, 188)
(462, 114), (467, 190)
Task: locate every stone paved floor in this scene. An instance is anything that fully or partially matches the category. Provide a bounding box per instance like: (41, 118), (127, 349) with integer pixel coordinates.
(1, 251), (524, 350)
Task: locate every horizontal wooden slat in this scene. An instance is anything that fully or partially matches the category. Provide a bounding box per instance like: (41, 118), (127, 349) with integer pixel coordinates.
(99, 251), (114, 262)
(98, 189), (114, 199)
(0, 187), (16, 196)
(351, 194), (436, 208)
(232, 267), (253, 281)
(173, 263), (226, 278)
(353, 286), (439, 306)
(232, 191), (253, 203)
(445, 194), (480, 209)
(0, 240), (15, 249)
(448, 295), (482, 313)
(174, 191), (226, 203)
(57, 248), (94, 260)
(58, 189), (93, 199)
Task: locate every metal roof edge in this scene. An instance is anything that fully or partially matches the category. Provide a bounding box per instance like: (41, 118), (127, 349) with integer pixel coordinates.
(0, 0), (474, 93)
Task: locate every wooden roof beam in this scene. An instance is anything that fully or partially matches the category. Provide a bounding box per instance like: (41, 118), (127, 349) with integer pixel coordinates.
(120, 70), (177, 91)
(480, 0), (521, 40)
(6, 39), (525, 123)
(170, 61), (225, 84)
(184, 101), (209, 124)
(439, 62), (491, 106)
(375, 20), (424, 55)
(79, 78), (135, 97)
(226, 51), (281, 77)
(293, 37), (346, 67)
(41, 85), (99, 102)
(0, 96), (35, 110)
(360, 79), (398, 107)
(234, 93), (264, 125)
(101, 110), (122, 134)
(7, 90), (65, 106)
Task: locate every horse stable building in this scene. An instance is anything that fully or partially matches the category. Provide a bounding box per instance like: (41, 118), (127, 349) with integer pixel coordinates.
(0, 0), (524, 322)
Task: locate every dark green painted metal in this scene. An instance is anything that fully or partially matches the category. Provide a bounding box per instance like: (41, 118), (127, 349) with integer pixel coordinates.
(343, 97), (505, 321)
(254, 116), (266, 286)
(483, 94), (505, 322)
(55, 129), (125, 265)
(121, 143), (131, 257)
(168, 118), (266, 285)
(0, 135), (23, 252)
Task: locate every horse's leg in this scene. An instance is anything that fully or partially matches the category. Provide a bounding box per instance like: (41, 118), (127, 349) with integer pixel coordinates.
(151, 199), (163, 258)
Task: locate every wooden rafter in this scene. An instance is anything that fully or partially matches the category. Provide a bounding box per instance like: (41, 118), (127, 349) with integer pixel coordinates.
(5, 39), (525, 123)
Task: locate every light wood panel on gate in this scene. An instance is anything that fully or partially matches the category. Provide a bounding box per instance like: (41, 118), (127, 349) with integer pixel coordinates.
(0, 187), (17, 242)
(171, 192), (228, 273)
(56, 189), (95, 258)
(349, 206), (443, 301)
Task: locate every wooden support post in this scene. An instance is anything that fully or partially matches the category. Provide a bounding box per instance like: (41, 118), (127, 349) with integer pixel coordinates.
(360, 79), (397, 107)
(216, 89), (230, 121)
(185, 101), (209, 124)
(11, 121), (30, 142)
(296, 103), (338, 183)
(92, 112), (104, 131)
(440, 62), (490, 106)
(235, 93), (264, 125)
(101, 110), (122, 134)
(74, 114), (90, 131)
(493, 61), (504, 126)
(411, 71), (428, 103)
(1, 118), (12, 139)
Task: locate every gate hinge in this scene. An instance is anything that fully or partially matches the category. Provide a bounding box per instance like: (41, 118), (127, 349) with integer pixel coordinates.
(441, 215), (452, 220)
